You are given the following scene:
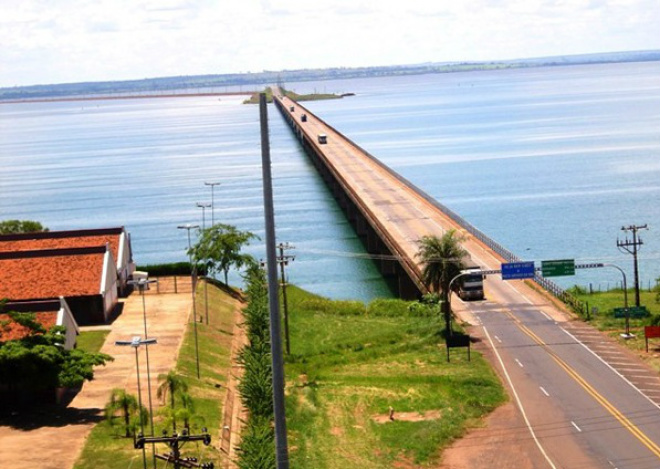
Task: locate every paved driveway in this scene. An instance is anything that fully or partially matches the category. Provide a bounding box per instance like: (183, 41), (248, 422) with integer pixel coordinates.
(0, 289), (191, 469)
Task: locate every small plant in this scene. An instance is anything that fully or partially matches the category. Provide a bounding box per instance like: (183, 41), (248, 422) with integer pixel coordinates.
(104, 389), (143, 438)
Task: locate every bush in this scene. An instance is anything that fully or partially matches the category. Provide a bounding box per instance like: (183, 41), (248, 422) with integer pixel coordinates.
(298, 298), (365, 316)
(367, 298), (410, 317)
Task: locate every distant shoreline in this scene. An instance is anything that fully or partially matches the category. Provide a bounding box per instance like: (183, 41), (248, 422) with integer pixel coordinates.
(0, 91), (255, 105)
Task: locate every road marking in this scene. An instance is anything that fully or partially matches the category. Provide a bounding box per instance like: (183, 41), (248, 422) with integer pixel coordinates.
(540, 386), (550, 397)
(507, 322), (660, 458)
(608, 362), (645, 367)
(482, 325), (558, 469)
(571, 421), (582, 432)
(494, 335), (502, 343)
(539, 310), (552, 321)
(515, 359), (524, 368)
(607, 460), (618, 469)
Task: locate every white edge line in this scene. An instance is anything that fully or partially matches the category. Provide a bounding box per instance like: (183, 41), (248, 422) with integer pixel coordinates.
(540, 310), (552, 321)
(561, 327), (660, 410)
(483, 325), (558, 469)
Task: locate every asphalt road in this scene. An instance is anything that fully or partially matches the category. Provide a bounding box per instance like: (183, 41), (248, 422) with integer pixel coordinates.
(276, 94), (660, 469)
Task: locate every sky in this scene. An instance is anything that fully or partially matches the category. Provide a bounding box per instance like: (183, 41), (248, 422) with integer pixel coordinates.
(1, 0), (659, 88)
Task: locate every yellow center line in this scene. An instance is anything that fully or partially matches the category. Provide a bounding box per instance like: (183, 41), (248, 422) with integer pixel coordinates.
(504, 310), (660, 459)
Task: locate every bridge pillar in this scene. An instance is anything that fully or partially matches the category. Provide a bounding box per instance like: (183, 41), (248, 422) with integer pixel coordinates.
(398, 272), (421, 300)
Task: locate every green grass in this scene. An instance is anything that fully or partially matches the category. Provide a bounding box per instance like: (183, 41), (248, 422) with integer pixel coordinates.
(571, 288), (660, 371)
(76, 330), (110, 353)
(284, 286), (506, 468)
(74, 281), (239, 469)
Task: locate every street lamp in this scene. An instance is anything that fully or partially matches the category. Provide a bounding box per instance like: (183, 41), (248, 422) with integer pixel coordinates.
(196, 202), (212, 231)
(446, 270), (477, 336)
(177, 224), (201, 379)
(128, 277), (158, 468)
(115, 336), (158, 469)
(204, 182), (220, 227)
(196, 203), (212, 325)
(603, 263), (633, 339)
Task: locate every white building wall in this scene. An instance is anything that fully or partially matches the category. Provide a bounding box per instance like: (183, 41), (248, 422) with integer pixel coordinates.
(57, 297), (79, 350)
(100, 250), (119, 321)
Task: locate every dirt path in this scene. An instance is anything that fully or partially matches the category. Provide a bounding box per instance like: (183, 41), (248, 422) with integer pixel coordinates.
(0, 289), (191, 469)
(219, 298), (248, 469)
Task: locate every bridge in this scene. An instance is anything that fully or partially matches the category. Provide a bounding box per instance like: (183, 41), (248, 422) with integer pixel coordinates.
(273, 90), (538, 299)
(272, 91), (660, 469)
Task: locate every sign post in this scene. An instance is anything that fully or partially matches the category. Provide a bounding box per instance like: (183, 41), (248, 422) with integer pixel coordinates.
(501, 261), (535, 280)
(541, 259), (575, 277)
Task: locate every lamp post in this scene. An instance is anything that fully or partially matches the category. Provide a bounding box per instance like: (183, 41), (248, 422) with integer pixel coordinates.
(177, 224), (201, 379)
(604, 263), (633, 339)
(196, 202), (212, 230)
(446, 271), (474, 336)
(116, 336), (158, 469)
(204, 182), (220, 227)
(127, 277), (158, 468)
(196, 202), (212, 325)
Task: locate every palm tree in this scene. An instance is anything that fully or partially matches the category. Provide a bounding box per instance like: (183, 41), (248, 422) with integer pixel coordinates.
(105, 388), (140, 437)
(156, 371), (188, 431)
(416, 230), (467, 336)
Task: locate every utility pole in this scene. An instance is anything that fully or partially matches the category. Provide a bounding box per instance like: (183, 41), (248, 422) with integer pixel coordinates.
(134, 429), (213, 469)
(277, 243), (295, 355)
(617, 224), (648, 307)
(259, 92), (290, 469)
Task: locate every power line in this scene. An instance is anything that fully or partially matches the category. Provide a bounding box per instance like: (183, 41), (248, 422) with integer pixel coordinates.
(617, 224), (648, 307)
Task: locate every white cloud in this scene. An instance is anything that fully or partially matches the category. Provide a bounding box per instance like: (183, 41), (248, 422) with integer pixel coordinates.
(0, 0), (658, 86)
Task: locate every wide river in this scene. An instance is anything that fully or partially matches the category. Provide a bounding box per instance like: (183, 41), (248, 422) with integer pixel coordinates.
(1, 61), (659, 301)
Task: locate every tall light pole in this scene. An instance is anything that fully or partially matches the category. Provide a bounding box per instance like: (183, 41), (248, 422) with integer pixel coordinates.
(177, 224), (201, 379)
(128, 277), (159, 469)
(196, 202), (212, 230)
(204, 182), (220, 227)
(196, 202), (212, 325)
(115, 336), (158, 469)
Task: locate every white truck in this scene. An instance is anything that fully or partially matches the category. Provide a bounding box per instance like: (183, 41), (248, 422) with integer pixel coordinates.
(457, 255), (485, 301)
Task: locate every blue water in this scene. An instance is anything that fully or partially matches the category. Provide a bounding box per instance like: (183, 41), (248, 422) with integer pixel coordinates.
(1, 62), (659, 300)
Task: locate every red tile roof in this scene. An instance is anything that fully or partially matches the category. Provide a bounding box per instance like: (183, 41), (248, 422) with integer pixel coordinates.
(0, 247), (106, 301)
(0, 311), (58, 342)
(0, 227), (124, 265)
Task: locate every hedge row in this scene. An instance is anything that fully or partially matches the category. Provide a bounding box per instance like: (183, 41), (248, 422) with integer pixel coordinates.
(236, 265), (275, 469)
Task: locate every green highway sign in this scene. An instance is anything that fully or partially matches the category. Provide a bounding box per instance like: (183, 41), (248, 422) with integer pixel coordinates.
(613, 306), (650, 318)
(541, 259), (575, 277)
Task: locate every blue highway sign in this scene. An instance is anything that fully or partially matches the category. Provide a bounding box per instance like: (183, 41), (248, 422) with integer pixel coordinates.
(501, 261), (535, 280)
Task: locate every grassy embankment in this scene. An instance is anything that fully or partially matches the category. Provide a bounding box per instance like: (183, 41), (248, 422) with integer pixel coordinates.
(243, 86), (343, 104)
(284, 286), (506, 468)
(570, 287), (660, 367)
(74, 282), (507, 468)
(73, 281), (238, 469)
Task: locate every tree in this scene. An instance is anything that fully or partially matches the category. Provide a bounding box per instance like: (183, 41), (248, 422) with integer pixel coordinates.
(156, 370), (188, 431)
(416, 230), (468, 336)
(190, 224), (257, 284)
(0, 310), (113, 396)
(0, 220), (48, 234)
(105, 388), (141, 437)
